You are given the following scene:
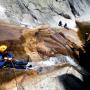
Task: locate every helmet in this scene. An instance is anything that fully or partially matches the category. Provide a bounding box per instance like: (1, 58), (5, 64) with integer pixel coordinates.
(0, 45), (7, 52)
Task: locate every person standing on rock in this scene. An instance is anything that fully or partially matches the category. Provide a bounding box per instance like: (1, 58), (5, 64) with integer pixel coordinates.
(64, 23), (69, 30)
(58, 21), (69, 30)
(58, 21), (62, 26)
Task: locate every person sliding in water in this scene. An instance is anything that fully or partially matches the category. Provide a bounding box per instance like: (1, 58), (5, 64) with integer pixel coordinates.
(0, 45), (14, 68)
(0, 45), (28, 69)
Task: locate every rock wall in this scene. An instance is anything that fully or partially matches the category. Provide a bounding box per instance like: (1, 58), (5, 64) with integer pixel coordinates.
(0, 0), (90, 27)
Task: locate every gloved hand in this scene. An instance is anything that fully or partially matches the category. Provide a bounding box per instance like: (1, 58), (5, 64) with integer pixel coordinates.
(4, 57), (13, 62)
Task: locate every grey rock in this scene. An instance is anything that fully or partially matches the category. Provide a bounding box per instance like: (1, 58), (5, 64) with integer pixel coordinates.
(0, 0), (89, 27)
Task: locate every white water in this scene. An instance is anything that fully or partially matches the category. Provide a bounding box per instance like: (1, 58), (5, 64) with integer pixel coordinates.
(26, 55), (80, 72)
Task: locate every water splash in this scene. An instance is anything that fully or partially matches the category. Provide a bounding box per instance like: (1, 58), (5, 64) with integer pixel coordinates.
(26, 55), (88, 75)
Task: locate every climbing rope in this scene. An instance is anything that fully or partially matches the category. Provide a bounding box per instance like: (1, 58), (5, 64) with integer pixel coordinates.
(11, 60), (18, 90)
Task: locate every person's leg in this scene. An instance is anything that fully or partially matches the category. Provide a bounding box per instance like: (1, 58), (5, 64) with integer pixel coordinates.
(0, 61), (5, 68)
(13, 60), (28, 69)
(15, 60), (28, 65)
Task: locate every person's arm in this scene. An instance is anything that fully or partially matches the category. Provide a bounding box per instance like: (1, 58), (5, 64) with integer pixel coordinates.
(0, 54), (2, 60)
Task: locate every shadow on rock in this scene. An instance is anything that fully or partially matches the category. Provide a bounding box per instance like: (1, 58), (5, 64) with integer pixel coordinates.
(58, 74), (88, 90)
(79, 39), (90, 90)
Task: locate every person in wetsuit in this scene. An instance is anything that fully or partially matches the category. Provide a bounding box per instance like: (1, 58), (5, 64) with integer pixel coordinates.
(0, 45), (13, 68)
(0, 45), (28, 69)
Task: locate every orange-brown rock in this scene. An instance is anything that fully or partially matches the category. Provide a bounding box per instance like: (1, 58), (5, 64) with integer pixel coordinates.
(0, 22), (83, 61)
(23, 26), (83, 60)
(76, 21), (90, 34)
